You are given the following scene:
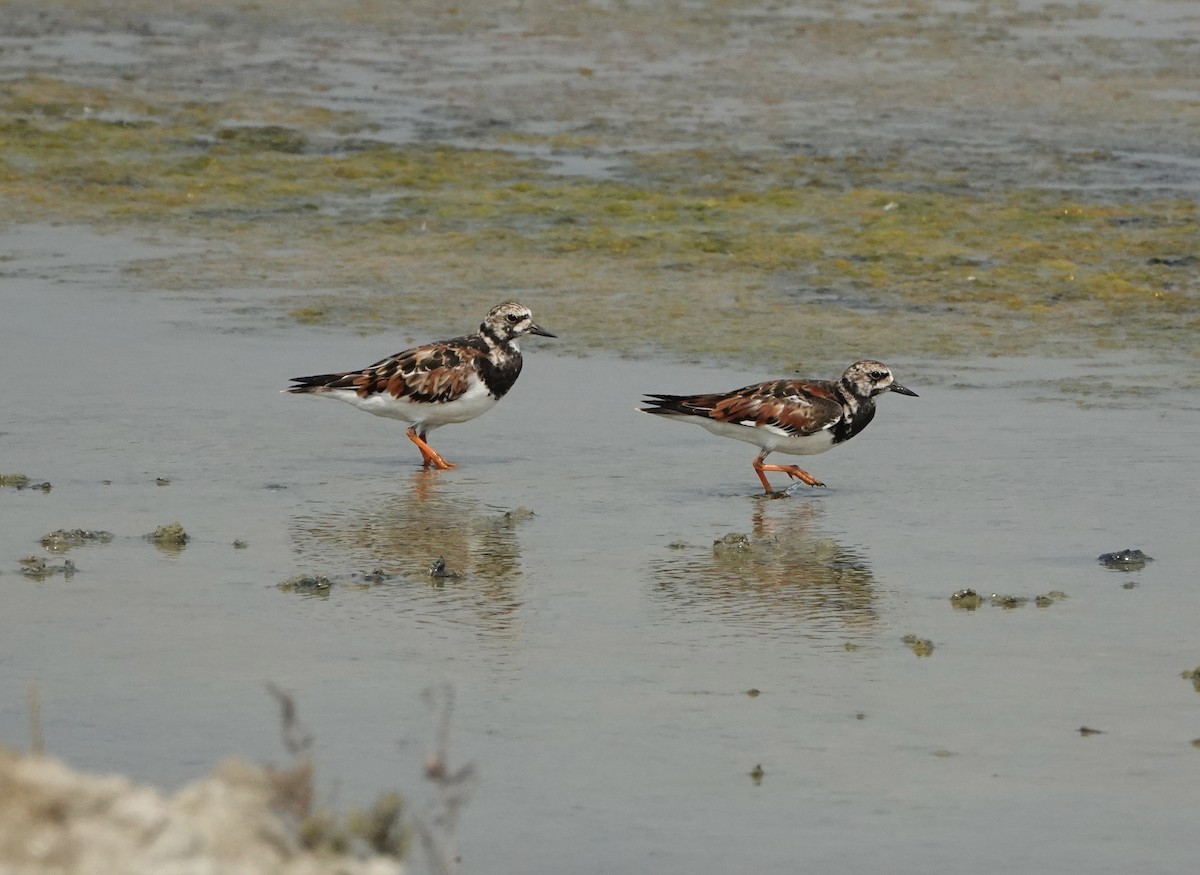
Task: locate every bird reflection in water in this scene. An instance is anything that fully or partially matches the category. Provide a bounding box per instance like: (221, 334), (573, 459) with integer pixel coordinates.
(651, 500), (879, 638)
(288, 470), (532, 636)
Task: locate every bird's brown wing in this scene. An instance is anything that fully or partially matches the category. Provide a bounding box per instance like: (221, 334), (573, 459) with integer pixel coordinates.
(288, 337), (486, 404)
(643, 379), (845, 438)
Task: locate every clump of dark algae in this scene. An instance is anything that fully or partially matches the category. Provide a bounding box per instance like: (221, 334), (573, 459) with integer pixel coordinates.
(40, 529), (114, 553)
(19, 556), (77, 581)
(141, 523), (190, 556)
(951, 589), (1066, 610)
(277, 575), (333, 594)
(1, 474), (51, 492)
(146, 523), (189, 545)
(902, 634), (934, 657)
(950, 589), (984, 610)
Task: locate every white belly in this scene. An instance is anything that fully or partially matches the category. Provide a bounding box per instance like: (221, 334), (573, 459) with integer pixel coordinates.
(693, 418), (837, 456)
(319, 380), (498, 430)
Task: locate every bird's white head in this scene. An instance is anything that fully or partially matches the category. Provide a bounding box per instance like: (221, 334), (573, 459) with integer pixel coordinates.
(480, 301), (556, 347)
(841, 360), (918, 399)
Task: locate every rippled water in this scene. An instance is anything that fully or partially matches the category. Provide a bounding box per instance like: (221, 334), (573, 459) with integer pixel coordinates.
(3, 223), (1200, 872)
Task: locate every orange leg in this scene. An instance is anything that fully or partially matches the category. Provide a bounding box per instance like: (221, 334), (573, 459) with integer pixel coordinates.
(752, 450), (825, 493)
(406, 427), (456, 470)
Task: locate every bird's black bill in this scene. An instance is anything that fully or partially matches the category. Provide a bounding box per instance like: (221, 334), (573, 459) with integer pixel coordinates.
(530, 324), (557, 338)
(890, 383), (918, 397)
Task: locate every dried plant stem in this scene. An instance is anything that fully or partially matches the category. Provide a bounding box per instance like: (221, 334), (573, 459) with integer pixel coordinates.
(28, 680), (44, 754)
(414, 683), (477, 875)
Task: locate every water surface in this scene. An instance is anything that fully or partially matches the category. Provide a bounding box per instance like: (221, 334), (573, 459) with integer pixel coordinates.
(3, 224), (1199, 873)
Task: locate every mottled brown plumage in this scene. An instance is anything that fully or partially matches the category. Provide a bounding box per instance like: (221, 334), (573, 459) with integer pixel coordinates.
(642, 360), (917, 493)
(310, 341), (487, 406)
(285, 302), (554, 469)
(676, 378), (850, 440)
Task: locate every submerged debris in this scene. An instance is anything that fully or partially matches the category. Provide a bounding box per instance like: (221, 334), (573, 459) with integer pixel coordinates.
(712, 532), (752, 552)
(1079, 726), (1104, 736)
(950, 588), (984, 610)
(19, 556), (77, 581)
(748, 764), (765, 785)
(277, 575), (333, 594)
(216, 124), (309, 154)
(40, 529), (114, 553)
(0, 474), (51, 492)
(989, 594), (1029, 609)
(1181, 667), (1200, 693)
(1098, 548), (1152, 570)
(428, 557), (461, 581)
(1035, 591), (1068, 608)
(901, 634), (934, 657)
(496, 507), (535, 527)
(952, 589), (1066, 610)
(147, 522), (190, 546)
(356, 567), (396, 585)
(1146, 255), (1198, 267)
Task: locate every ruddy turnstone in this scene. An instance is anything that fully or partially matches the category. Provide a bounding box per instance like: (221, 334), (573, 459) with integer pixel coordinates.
(285, 301), (554, 469)
(641, 360), (917, 494)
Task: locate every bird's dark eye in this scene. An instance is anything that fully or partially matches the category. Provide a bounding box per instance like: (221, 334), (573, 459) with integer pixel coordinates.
(871, 371), (887, 381)
(506, 313), (521, 323)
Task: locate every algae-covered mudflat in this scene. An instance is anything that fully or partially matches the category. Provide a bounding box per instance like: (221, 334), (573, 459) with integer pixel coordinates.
(2, 3), (1199, 874)
(2, 0), (1197, 371)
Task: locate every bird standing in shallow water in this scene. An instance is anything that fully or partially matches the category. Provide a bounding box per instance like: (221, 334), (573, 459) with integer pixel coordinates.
(640, 360), (917, 494)
(285, 301), (554, 470)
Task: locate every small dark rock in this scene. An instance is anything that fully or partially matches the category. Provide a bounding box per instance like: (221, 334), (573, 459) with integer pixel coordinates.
(358, 567), (396, 584)
(1146, 255), (1198, 267)
(1098, 548), (1152, 570)
(428, 557), (460, 580)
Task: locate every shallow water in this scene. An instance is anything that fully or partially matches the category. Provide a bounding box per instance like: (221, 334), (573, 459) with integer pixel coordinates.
(3, 0), (1200, 870)
(3, 224), (1200, 872)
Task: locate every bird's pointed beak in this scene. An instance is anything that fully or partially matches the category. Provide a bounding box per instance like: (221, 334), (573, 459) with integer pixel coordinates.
(529, 323), (556, 338)
(889, 383), (918, 397)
